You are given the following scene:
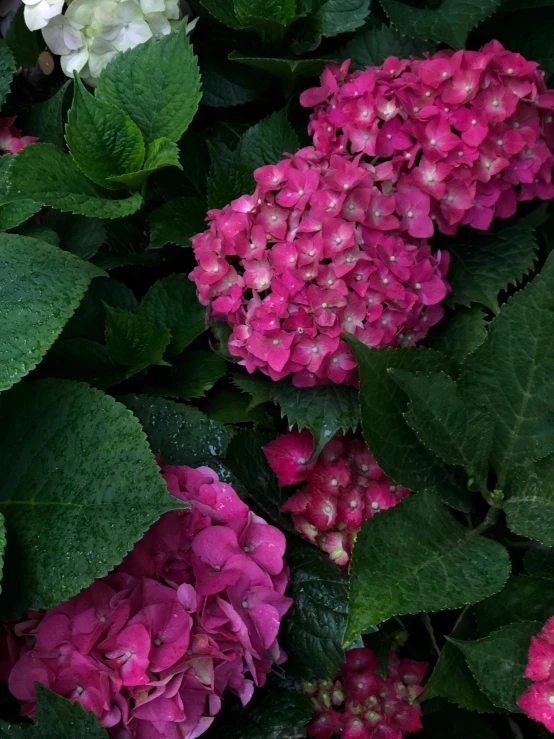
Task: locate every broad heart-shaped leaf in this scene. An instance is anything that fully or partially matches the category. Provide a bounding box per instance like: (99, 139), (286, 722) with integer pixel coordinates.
(7, 144), (143, 218)
(419, 609), (499, 713)
(424, 306), (487, 363)
(20, 80), (70, 149)
(108, 137), (182, 189)
(96, 22), (201, 144)
(200, 57), (269, 108)
(63, 276), (138, 343)
(42, 211), (107, 261)
(337, 21), (432, 70)
(231, 368), (273, 410)
(281, 536), (348, 679)
(0, 154), (39, 231)
(234, 0), (297, 39)
(348, 338), (472, 512)
(293, 0), (370, 53)
(0, 380), (181, 619)
(379, 0), (501, 48)
(41, 338), (124, 390)
(206, 388), (276, 426)
(0, 40), (16, 108)
(147, 350), (227, 401)
(525, 547), (554, 581)
(459, 252), (554, 488)
(236, 108), (300, 170)
(228, 53), (329, 88)
(444, 220), (538, 312)
(390, 370), (493, 493)
(66, 75), (145, 190)
(104, 306), (171, 374)
(345, 490), (511, 644)
(474, 575), (554, 637)
(0, 684), (108, 738)
(0, 234), (103, 393)
(200, 0), (241, 28)
(137, 274), (206, 356)
(421, 707), (499, 739)
(207, 141), (255, 209)
(148, 197), (206, 249)
(449, 621), (541, 712)
(504, 455), (554, 545)
(272, 382), (360, 460)
(120, 394), (233, 471)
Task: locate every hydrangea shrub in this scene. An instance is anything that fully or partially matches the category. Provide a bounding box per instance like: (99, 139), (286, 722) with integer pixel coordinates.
(2, 2), (554, 738)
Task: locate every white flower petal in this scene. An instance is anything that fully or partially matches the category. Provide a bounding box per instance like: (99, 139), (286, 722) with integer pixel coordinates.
(43, 16), (84, 55)
(112, 18), (152, 51)
(145, 11), (170, 36)
(140, 0), (165, 13)
(88, 49), (117, 79)
(61, 46), (90, 76)
(24, 0), (63, 31)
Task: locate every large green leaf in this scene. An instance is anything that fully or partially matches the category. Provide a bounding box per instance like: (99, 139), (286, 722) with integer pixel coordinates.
(20, 80), (70, 149)
(231, 368), (273, 410)
(293, 0), (370, 53)
(7, 143), (143, 218)
(200, 0), (241, 28)
(345, 490), (510, 643)
(348, 339), (471, 511)
(234, 0), (297, 39)
(0, 40), (16, 108)
(390, 370), (493, 493)
(0, 380), (181, 619)
(138, 274), (206, 356)
(42, 211), (107, 261)
(148, 350), (227, 401)
(200, 57), (269, 107)
(449, 621), (540, 712)
(445, 220), (539, 312)
(419, 609), (499, 713)
(207, 141), (254, 209)
(148, 196), (206, 249)
(0, 684), (108, 738)
(41, 338), (124, 390)
(66, 75), (145, 189)
(474, 575), (554, 636)
(63, 276), (138, 343)
(459, 253), (554, 487)
(0, 154), (39, 231)
(96, 22), (201, 144)
(228, 53), (329, 88)
(524, 547), (554, 581)
(272, 382), (360, 460)
(108, 137), (182, 189)
(379, 0), (501, 48)
(424, 306), (487, 362)
(104, 306), (171, 374)
(337, 21), (431, 69)
(504, 455), (554, 545)
(0, 234), (103, 393)
(281, 536), (348, 679)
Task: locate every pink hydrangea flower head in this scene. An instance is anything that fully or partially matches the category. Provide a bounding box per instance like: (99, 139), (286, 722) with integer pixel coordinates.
(305, 647), (427, 739)
(266, 430), (410, 565)
(518, 616), (554, 732)
(2, 464), (292, 738)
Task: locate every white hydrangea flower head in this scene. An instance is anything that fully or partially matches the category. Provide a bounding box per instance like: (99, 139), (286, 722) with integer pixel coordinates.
(23, 0), (64, 32)
(36, 0), (196, 86)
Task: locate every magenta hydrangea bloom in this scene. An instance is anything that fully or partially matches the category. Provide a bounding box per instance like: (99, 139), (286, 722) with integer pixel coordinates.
(0, 464), (292, 739)
(0, 117), (38, 154)
(518, 616), (554, 731)
(190, 145), (450, 387)
(305, 647), (427, 738)
(301, 41), (554, 235)
(263, 430), (409, 565)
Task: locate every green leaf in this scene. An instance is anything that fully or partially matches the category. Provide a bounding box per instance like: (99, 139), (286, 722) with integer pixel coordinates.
(0, 234), (103, 393)
(0, 154), (39, 231)
(524, 547), (554, 581)
(4, 5), (40, 68)
(108, 137), (182, 188)
(0, 514), (5, 593)
(207, 141), (254, 209)
(7, 143), (143, 218)
(236, 108), (300, 170)
(104, 306), (171, 374)
(474, 575), (554, 637)
(337, 21), (432, 69)
(19, 81), (71, 149)
(138, 274), (206, 356)
(449, 621), (540, 712)
(229, 53), (329, 87)
(42, 211), (107, 260)
(15, 223), (60, 246)
(379, 0), (501, 48)
(119, 394), (233, 471)
(149, 350), (227, 400)
(0, 380), (181, 619)
(390, 370), (493, 492)
(234, 0), (297, 39)
(200, 57), (269, 107)
(459, 253), (554, 486)
(200, 0), (241, 28)
(66, 75), (145, 190)
(41, 338), (124, 390)
(63, 276), (138, 343)
(272, 383), (360, 460)
(445, 220), (539, 312)
(96, 23), (201, 144)
(231, 368), (273, 410)
(348, 338), (472, 512)
(206, 388), (275, 426)
(421, 707), (499, 739)
(281, 536), (348, 679)
(420, 609), (499, 713)
(424, 306), (487, 362)
(0, 683), (108, 738)
(0, 40), (16, 108)
(148, 197), (206, 249)
(504, 455), (554, 545)
(345, 490), (511, 644)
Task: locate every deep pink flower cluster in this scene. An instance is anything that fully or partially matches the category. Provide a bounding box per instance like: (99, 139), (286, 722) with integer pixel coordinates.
(301, 40), (554, 235)
(1, 465), (292, 739)
(0, 116), (38, 154)
(190, 144), (450, 387)
(518, 616), (554, 731)
(263, 429), (410, 565)
(304, 647), (427, 739)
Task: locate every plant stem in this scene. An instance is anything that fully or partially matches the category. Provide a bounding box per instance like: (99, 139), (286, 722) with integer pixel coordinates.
(472, 506), (500, 536)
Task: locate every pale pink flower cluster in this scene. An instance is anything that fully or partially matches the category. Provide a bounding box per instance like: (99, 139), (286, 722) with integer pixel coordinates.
(263, 429), (410, 565)
(0, 117), (38, 154)
(518, 616), (554, 731)
(301, 41), (554, 235)
(305, 647), (427, 739)
(1, 465), (292, 739)
(190, 145), (449, 387)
